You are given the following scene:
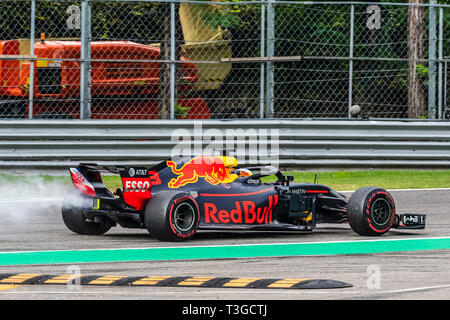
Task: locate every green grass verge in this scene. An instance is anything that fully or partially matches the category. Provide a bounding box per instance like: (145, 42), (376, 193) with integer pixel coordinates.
(262, 170), (450, 191)
(1, 170), (449, 193)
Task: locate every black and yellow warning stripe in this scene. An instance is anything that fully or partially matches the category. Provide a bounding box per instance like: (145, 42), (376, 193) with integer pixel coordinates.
(0, 273), (351, 289)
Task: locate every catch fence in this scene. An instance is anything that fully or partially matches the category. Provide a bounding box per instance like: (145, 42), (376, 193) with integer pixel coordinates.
(0, 0), (449, 120)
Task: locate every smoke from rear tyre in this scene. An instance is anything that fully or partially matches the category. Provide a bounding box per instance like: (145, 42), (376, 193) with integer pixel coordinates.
(61, 188), (111, 235)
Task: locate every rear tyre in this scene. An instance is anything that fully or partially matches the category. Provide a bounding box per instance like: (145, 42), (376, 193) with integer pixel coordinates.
(145, 192), (200, 241)
(61, 189), (111, 235)
(347, 187), (396, 236)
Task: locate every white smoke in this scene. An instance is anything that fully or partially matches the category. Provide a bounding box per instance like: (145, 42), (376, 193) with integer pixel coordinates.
(0, 175), (73, 223)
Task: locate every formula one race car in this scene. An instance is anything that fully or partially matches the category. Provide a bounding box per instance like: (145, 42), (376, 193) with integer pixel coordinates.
(62, 155), (426, 241)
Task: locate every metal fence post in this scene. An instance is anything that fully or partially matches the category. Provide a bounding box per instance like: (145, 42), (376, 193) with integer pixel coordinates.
(80, 0), (92, 119)
(348, 4), (354, 118)
(265, 0), (274, 118)
(428, 0), (437, 120)
(438, 5), (443, 119)
(445, 59), (448, 117)
(260, 2), (265, 119)
(170, 1), (175, 120)
(28, 0), (35, 119)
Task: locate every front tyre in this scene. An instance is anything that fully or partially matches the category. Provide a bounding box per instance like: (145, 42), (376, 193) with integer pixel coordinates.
(61, 189), (111, 235)
(145, 192), (200, 241)
(347, 187), (396, 236)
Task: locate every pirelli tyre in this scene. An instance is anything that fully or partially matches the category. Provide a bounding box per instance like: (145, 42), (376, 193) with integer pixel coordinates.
(145, 192), (200, 241)
(61, 188), (112, 235)
(347, 187), (396, 236)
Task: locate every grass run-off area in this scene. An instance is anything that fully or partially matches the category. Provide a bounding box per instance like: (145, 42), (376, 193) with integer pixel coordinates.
(1, 170), (450, 192)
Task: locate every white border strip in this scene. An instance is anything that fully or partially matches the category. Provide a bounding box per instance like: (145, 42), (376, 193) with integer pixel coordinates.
(1, 236), (449, 255)
(0, 197), (63, 203)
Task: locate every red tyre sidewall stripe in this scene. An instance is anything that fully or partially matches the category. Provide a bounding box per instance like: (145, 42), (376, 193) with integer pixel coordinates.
(168, 195), (199, 239)
(365, 191), (396, 234)
(168, 203), (177, 235)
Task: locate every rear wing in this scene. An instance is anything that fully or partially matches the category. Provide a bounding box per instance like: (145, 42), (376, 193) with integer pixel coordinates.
(76, 163), (127, 175)
(69, 163), (122, 198)
(69, 163), (155, 210)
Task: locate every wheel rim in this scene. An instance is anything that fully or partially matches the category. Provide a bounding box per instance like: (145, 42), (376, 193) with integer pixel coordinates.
(370, 198), (391, 226)
(173, 202), (196, 232)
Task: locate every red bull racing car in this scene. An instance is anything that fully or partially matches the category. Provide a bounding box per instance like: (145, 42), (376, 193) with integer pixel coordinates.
(62, 155), (426, 241)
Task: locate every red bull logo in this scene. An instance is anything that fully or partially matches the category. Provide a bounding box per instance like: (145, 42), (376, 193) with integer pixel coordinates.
(166, 156), (230, 188)
(203, 195), (279, 225)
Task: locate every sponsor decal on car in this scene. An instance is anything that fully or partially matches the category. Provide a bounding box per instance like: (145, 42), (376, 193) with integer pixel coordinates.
(120, 167), (153, 210)
(123, 179), (151, 193)
(203, 195), (278, 225)
(166, 156), (229, 188)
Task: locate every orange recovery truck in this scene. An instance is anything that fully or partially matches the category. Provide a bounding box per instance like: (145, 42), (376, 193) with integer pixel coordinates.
(0, 4), (232, 119)
(0, 38), (210, 119)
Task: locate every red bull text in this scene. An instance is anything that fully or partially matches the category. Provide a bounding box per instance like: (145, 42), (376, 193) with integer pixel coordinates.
(203, 195), (279, 225)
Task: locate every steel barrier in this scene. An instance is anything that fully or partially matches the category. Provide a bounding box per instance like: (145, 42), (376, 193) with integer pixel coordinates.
(0, 120), (449, 169)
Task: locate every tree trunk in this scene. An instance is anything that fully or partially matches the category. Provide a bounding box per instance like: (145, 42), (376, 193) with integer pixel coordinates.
(407, 0), (426, 118)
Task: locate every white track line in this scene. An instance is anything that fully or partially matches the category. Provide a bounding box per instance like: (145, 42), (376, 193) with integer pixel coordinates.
(382, 284), (450, 294)
(4, 286), (450, 295)
(0, 197), (63, 203)
(1, 236), (449, 255)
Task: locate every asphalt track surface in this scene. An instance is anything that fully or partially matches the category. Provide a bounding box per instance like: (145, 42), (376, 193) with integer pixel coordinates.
(0, 189), (449, 300)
